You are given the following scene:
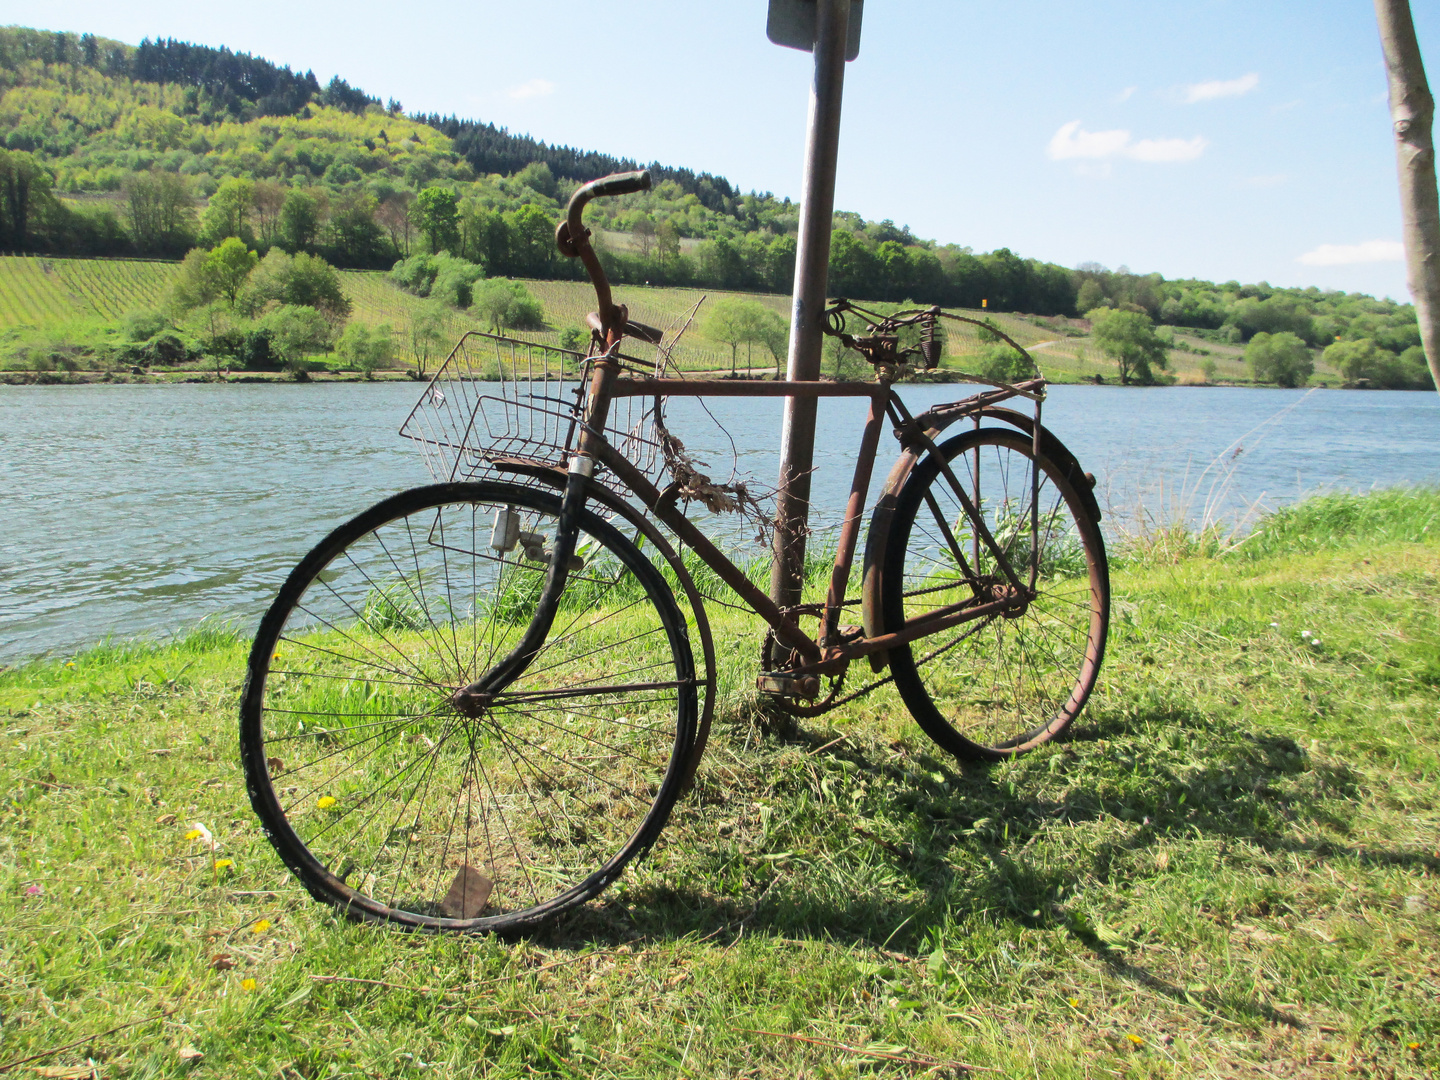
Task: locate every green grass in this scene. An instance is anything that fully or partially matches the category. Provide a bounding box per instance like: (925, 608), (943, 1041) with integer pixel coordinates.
(3, 488), (1437, 1076)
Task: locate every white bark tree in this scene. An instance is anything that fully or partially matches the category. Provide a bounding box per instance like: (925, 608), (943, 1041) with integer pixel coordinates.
(1375, 0), (1440, 393)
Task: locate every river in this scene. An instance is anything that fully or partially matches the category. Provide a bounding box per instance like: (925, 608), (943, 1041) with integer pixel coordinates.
(2, 382), (1436, 664)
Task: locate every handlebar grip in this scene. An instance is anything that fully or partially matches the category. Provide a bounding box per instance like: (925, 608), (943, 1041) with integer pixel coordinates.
(585, 169), (652, 199)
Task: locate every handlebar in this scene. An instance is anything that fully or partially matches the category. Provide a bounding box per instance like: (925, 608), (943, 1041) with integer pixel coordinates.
(556, 170), (653, 347)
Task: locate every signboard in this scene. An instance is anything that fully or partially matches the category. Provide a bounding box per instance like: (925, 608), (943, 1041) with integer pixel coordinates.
(767, 0), (863, 61)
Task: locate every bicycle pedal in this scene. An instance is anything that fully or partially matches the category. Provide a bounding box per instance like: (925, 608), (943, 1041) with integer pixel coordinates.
(757, 672), (820, 700)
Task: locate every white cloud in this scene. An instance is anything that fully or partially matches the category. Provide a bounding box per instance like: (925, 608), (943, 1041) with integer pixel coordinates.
(1184, 73), (1260, 103)
(1114, 85), (1137, 103)
(1129, 135), (1208, 162)
(1047, 121), (1207, 164)
(1297, 240), (1405, 266)
(506, 78), (556, 100)
(1047, 121), (1131, 160)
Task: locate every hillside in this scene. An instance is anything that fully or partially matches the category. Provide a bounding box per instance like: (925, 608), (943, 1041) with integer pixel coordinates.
(0, 24), (1429, 388)
(1, 254), (1332, 387)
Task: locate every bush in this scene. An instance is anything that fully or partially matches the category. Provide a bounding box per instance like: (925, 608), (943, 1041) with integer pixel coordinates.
(390, 253), (484, 308)
(472, 278), (545, 332)
(122, 308), (168, 342)
(1325, 338), (1434, 390)
(239, 327), (277, 370)
(260, 305), (334, 370)
(977, 343), (1035, 383)
(336, 323), (396, 378)
(1245, 331), (1313, 388)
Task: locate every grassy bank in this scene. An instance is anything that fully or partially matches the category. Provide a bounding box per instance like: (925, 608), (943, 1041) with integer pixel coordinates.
(3, 489), (1438, 1077)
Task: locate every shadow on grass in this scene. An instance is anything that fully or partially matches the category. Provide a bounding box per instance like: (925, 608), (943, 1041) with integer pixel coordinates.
(537, 696), (1437, 1028)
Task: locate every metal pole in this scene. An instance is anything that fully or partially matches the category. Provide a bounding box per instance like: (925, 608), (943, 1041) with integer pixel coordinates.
(770, 0), (851, 611)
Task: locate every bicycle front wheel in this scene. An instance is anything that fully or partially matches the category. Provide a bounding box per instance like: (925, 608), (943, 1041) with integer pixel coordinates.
(882, 428), (1108, 760)
(239, 481), (696, 932)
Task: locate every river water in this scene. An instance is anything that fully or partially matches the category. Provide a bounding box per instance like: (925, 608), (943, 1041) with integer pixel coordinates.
(2, 382), (1436, 664)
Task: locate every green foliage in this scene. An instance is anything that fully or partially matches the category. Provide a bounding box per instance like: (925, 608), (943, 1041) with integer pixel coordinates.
(415, 186), (460, 254)
(122, 307), (168, 342)
(389, 252), (484, 308)
(1325, 338), (1435, 390)
(204, 237), (258, 306)
(1244, 330), (1314, 388)
(241, 249), (351, 319)
(1234, 486), (1439, 560)
(1090, 307), (1169, 384)
(198, 176), (254, 246)
(471, 278), (544, 332)
(703, 297), (784, 374)
(278, 188), (322, 253)
(977, 343), (1035, 384)
(335, 321), (395, 377)
(259, 303), (332, 368)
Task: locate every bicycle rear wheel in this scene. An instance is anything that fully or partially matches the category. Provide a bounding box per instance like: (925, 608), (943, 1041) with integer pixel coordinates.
(882, 428), (1108, 760)
(239, 481), (697, 932)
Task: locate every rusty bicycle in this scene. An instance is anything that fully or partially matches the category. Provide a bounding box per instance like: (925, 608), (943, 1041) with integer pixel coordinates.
(239, 171), (1109, 932)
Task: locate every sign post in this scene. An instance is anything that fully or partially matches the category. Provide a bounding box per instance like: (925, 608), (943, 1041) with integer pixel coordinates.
(768, 0), (861, 613)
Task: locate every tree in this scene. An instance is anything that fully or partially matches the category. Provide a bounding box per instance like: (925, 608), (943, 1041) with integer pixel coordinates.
(507, 204), (555, 276)
(0, 149), (56, 250)
(206, 237), (259, 307)
(279, 188), (324, 253)
(336, 322), (396, 378)
(1245, 331), (1314, 387)
(409, 299), (448, 377)
(1374, 0), (1440, 394)
(261, 304), (333, 372)
(415, 186), (460, 254)
(703, 296), (750, 375)
(326, 190), (386, 267)
(252, 180), (286, 248)
(124, 170), (194, 254)
(377, 193), (415, 258)
(169, 247), (219, 311)
(185, 301), (240, 376)
(472, 278), (544, 332)
(1090, 308), (1169, 384)
(1325, 337), (1434, 388)
(200, 177), (255, 245)
(242, 249), (352, 320)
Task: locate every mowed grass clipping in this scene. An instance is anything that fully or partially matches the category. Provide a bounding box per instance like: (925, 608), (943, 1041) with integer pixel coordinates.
(3, 489), (1438, 1078)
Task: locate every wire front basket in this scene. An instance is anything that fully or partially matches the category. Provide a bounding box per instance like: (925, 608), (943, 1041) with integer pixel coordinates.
(399, 331), (665, 495)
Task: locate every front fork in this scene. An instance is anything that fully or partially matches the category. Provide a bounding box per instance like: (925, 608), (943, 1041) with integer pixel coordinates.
(449, 361), (617, 717)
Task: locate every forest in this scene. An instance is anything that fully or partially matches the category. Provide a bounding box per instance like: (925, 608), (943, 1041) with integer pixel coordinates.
(0, 24), (1430, 388)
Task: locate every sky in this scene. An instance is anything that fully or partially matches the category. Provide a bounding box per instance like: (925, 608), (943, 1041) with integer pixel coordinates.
(9, 0), (1439, 301)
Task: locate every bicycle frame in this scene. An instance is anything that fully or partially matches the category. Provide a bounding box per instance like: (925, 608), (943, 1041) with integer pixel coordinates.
(449, 169), (1095, 721)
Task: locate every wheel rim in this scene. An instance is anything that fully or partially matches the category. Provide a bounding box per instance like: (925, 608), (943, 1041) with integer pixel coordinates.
(241, 484), (695, 930)
(886, 431), (1107, 757)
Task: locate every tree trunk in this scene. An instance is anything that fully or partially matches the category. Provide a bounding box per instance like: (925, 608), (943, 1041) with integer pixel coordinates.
(1375, 0), (1440, 392)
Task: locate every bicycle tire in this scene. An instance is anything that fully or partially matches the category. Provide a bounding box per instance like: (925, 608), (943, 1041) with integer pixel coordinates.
(882, 428), (1108, 760)
(239, 481), (697, 932)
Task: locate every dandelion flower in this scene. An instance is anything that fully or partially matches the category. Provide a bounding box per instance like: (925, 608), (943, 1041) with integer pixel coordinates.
(241, 978), (257, 991)
(213, 858), (234, 870)
(1067, 997), (1079, 1008)
(1409, 1042), (1422, 1050)
(252, 919), (272, 933)
(184, 829), (203, 841)
(317, 795), (338, 810)
(186, 822), (213, 844)
(1126, 1034), (1144, 1046)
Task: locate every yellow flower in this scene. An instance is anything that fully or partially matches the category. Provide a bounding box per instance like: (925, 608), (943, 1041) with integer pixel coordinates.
(213, 858), (234, 870)
(252, 919), (272, 934)
(184, 829), (203, 841)
(241, 978), (257, 991)
(317, 795), (338, 810)
(1125, 1034), (1144, 1046)
(1067, 998), (1080, 1008)
(1409, 1042), (1422, 1050)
